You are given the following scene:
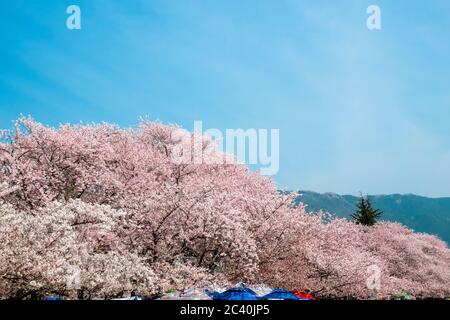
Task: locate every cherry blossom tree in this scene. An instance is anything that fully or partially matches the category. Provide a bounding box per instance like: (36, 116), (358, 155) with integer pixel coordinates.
(0, 200), (158, 299)
(362, 222), (450, 298)
(0, 117), (266, 293)
(256, 211), (383, 298)
(0, 117), (449, 299)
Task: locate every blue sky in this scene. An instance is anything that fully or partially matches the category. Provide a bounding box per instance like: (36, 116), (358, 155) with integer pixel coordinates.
(1, 0), (450, 196)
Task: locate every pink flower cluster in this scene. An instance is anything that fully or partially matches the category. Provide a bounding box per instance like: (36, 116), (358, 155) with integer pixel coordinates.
(0, 117), (449, 299)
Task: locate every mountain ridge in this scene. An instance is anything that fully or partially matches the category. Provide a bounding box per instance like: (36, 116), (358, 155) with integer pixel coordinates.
(294, 191), (450, 244)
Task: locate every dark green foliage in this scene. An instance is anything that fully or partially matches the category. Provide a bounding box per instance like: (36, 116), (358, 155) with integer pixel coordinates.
(350, 196), (382, 226)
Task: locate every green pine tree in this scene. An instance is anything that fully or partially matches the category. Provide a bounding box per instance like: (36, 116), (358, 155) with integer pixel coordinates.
(351, 195), (382, 226)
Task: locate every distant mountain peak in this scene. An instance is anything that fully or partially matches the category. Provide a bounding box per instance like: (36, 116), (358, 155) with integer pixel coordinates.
(294, 190), (450, 244)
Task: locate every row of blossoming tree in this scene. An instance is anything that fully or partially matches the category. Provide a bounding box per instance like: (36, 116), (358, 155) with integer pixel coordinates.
(0, 117), (449, 299)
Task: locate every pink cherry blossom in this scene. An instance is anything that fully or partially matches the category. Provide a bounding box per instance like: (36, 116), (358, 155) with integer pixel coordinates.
(0, 117), (449, 299)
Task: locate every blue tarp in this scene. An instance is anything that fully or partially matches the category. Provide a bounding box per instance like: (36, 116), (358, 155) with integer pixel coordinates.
(261, 288), (301, 300)
(116, 296), (148, 300)
(208, 285), (306, 301)
(207, 286), (260, 300)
